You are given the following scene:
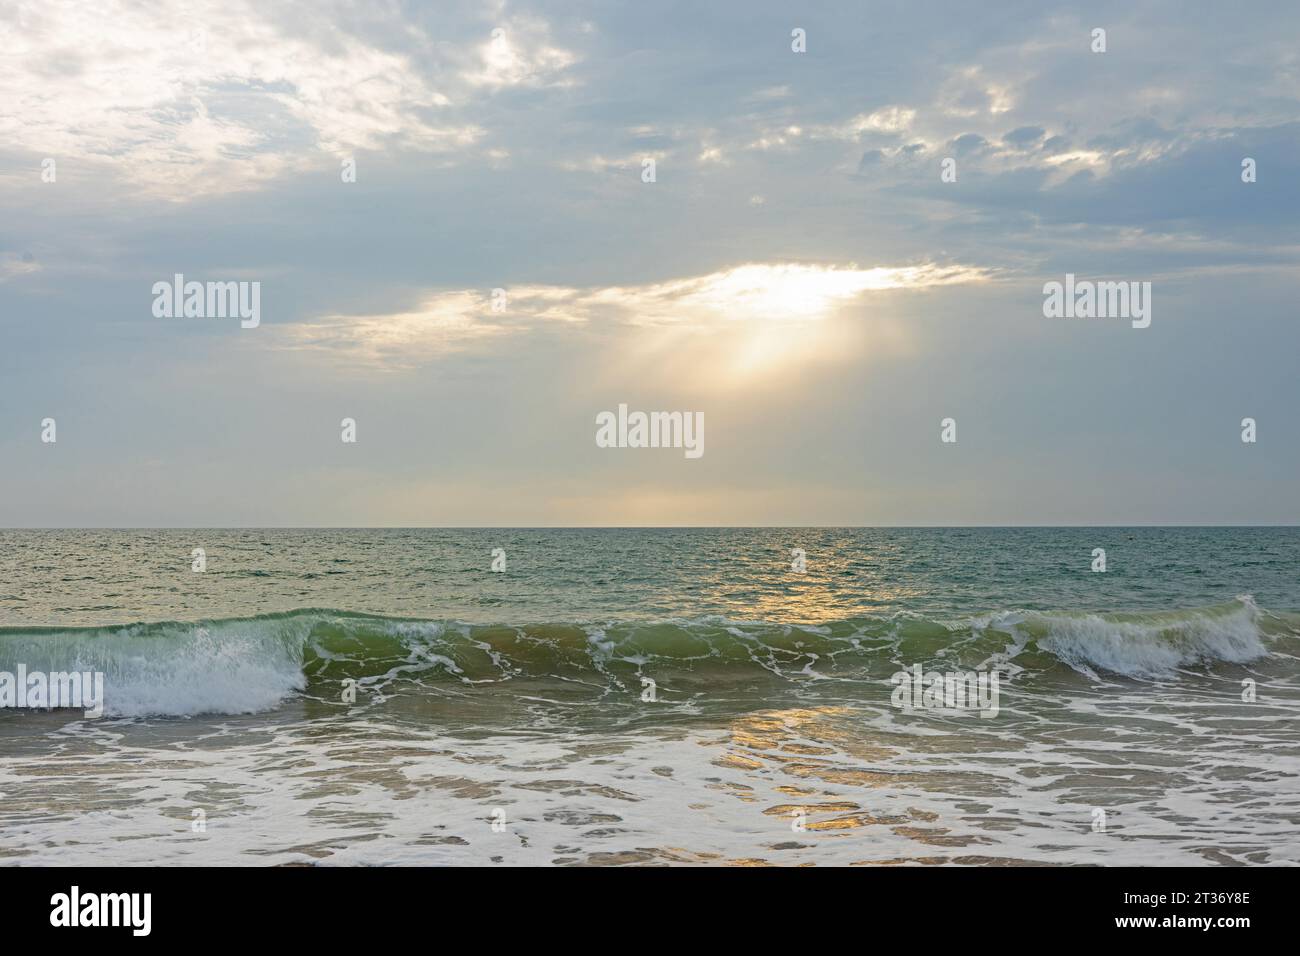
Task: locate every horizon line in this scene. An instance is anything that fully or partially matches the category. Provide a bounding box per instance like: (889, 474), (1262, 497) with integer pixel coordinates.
(3, 525), (1298, 531)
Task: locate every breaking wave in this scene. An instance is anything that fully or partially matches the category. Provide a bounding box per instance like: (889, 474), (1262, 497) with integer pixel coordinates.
(0, 597), (1286, 717)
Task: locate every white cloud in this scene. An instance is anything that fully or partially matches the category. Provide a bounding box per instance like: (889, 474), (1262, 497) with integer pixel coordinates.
(584, 262), (987, 326)
(464, 22), (578, 89)
(0, 253), (41, 283)
(558, 151), (665, 173)
(937, 66), (1018, 118)
(277, 261), (990, 368)
(0, 0), (574, 200)
(275, 291), (510, 369)
(825, 107), (918, 139)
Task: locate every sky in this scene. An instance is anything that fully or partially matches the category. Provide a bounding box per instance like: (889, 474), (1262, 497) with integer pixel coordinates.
(1, 0), (1298, 526)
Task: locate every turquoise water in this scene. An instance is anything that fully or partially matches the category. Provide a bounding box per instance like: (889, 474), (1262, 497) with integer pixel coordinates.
(1, 528), (1297, 865)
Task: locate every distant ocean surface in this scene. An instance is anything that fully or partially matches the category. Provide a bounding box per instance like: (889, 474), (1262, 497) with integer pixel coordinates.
(2, 528), (1298, 865)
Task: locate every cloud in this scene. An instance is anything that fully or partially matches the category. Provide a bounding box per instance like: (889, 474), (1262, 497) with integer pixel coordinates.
(821, 107), (917, 140)
(464, 21), (578, 89)
(0, 253), (41, 282)
(950, 133), (989, 155)
(275, 262), (991, 369)
(1003, 126), (1046, 148)
(557, 151), (665, 173)
(937, 66), (1017, 117)
(0, 0), (577, 200)
(590, 262), (989, 325)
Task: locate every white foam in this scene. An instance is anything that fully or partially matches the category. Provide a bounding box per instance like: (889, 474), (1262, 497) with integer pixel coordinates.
(1009, 597), (1268, 678)
(1, 620), (307, 718)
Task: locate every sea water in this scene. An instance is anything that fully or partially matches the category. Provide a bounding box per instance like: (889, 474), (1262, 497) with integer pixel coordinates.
(1, 527), (1297, 865)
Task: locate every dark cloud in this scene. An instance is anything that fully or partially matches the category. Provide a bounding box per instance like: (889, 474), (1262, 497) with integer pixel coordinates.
(1003, 126), (1045, 148)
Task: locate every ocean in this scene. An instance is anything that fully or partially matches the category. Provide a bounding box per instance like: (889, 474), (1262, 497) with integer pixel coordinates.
(1, 527), (1297, 865)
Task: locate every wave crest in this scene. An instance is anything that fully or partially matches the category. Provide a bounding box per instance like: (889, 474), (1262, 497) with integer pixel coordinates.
(0, 598), (1280, 717)
(981, 595), (1269, 679)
